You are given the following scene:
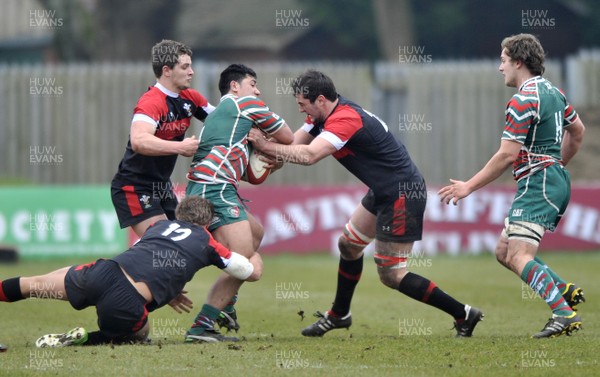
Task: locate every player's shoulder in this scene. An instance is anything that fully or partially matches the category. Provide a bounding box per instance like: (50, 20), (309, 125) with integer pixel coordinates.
(508, 90), (537, 109)
(329, 102), (362, 123)
(135, 86), (166, 109)
(138, 86), (164, 101)
(237, 95), (266, 108)
(180, 88), (208, 105)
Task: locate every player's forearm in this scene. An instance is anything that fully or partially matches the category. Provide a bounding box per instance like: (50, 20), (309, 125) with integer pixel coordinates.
(270, 124), (294, 145)
(466, 152), (513, 192)
(267, 143), (319, 165)
(131, 134), (185, 156)
(561, 123), (585, 166)
(292, 129), (314, 145)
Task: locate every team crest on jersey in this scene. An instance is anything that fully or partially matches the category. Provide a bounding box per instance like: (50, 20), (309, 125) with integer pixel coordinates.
(227, 206), (240, 218)
(183, 103), (193, 117)
(139, 195), (152, 209)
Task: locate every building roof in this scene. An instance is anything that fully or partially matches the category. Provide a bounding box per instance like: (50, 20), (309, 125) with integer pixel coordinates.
(176, 0), (314, 56)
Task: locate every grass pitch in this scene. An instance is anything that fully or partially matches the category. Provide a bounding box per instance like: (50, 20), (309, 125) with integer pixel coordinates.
(1, 252), (599, 377)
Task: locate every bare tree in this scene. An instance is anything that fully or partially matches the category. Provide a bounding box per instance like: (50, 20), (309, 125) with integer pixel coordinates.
(373, 0), (415, 61)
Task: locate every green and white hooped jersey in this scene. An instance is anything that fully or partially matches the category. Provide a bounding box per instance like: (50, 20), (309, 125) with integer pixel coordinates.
(502, 76), (578, 181)
(187, 94), (285, 186)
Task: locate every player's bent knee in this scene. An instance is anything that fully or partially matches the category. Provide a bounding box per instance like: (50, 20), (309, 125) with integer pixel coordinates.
(495, 238), (509, 264)
(338, 237), (362, 259)
(374, 252), (408, 288)
(376, 266), (407, 288)
(339, 221), (373, 259)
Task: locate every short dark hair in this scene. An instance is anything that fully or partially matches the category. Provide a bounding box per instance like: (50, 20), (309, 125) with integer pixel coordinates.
(292, 70), (337, 103)
(501, 34), (545, 76)
(175, 196), (214, 226)
(218, 64), (257, 96)
(151, 39), (193, 78)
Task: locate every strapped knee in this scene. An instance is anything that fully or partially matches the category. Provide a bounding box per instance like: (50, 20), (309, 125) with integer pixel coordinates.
(501, 218), (544, 247)
(374, 253), (408, 269)
(341, 221), (373, 249)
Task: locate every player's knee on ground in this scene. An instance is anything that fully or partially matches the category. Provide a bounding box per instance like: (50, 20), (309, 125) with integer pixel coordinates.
(338, 221), (373, 259)
(134, 321), (149, 341)
(374, 253), (408, 289)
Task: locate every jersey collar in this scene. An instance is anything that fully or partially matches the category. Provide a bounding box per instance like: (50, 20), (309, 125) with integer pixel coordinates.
(519, 75), (542, 91)
(155, 82), (180, 98)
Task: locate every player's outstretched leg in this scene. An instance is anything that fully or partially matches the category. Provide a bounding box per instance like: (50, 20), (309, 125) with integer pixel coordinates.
(375, 240), (484, 337)
(395, 271), (484, 337)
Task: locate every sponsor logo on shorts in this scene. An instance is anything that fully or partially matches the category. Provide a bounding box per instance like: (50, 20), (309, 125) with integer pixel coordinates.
(512, 209), (523, 216)
(209, 216), (221, 226)
(228, 206), (240, 218)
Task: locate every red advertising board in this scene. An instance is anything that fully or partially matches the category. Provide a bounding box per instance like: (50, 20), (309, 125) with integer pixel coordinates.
(135, 185), (600, 255)
(419, 186), (600, 254)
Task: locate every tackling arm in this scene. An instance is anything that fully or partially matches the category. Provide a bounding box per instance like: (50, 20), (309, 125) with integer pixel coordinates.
(249, 128), (336, 166)
(130, 121), (199, 157)
(223, 252), (263, 282)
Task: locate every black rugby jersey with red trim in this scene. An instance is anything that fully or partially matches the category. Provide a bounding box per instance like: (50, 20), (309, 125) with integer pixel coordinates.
(112, 219), (232, 311)
(304, 96), (422, 200)
(113, 83), (214, 185)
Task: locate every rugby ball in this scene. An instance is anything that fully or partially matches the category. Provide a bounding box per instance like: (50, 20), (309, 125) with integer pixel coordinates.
(246, 149), (271, 185)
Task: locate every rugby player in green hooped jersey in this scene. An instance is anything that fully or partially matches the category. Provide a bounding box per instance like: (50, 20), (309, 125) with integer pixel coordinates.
(439, 33), (586, 338)
(184, 64), (294, 342)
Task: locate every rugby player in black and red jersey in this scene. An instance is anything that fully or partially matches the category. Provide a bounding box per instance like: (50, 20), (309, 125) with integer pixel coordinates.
(111, 39), (215, 238)
(0, 196), (262, 347)
(249, 70), (483, 337)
